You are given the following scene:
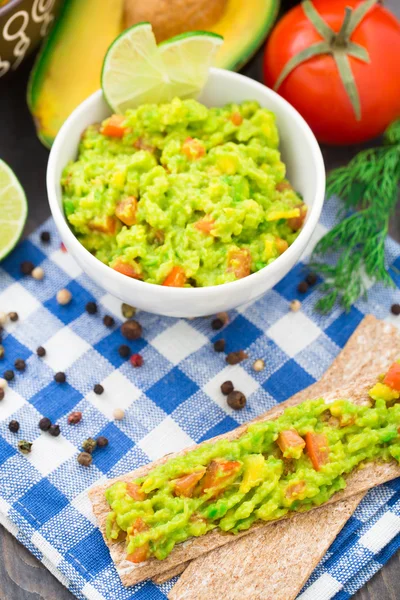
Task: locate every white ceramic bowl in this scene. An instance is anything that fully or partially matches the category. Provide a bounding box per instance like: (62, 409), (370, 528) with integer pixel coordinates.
(47, 68), (325, 317)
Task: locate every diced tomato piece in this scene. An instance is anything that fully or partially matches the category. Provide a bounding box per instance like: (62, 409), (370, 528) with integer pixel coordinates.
(126, 482), (146, 501)
(275, 181), (293, 192)
(285, 480), (306, 499)
(154, 230), (165, 244)
(200, 459), (241, 495)
(305, 432), (329, 471)
(287, 204), (307, 231)
(195, 218), (215, 234)
(275, 237), (289, 255)
(277, 430), (305, 454)
(112, 259), (141, 279)
(133, 137), (154, 152)
(101, 114), (126, 138)
(230, 112), (243, 126)
(182, 137), (205, 160)
(126, 518), (149, 563)
(383, 362), (400, 392)
(88, 216), (117, 235)
(227, 249), (252, 279)
(162, 266), (186, 287)
(115, 196), (137, 226)
(173, 469), (206, 498)
(60, 242), (67, 253)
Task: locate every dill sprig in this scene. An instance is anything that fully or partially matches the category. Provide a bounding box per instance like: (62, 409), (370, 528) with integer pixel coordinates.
(310, 120), (400, 313)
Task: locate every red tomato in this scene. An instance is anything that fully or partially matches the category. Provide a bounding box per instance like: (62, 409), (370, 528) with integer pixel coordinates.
(126, 518), (149, 563)
(227, 249), (252, 279)
(305, 432), (329, 470)
(126, 482), (146, 501)
(277, 429), (306, 454)
(173, 469), (206, 498)
(264, 0), (400, 144)
(101, 114), (126, 138)
(195, 217), (215, 234)
(112, 259), (141, 279)
(383, 362), (400, 392)
(115, 196), (137, 226)
(162, 266), (186, 287)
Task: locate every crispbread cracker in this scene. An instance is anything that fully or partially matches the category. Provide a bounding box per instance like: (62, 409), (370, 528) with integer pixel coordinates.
(88, 315), (400, 588)
(168, 316), (400, 599)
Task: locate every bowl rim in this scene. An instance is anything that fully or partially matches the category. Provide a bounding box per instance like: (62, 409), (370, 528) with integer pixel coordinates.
(47, 67), (325, 300)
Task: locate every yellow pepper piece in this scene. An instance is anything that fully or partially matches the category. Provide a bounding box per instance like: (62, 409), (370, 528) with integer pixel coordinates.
(240, 454), (266, 494)
(266, 208), (300, 222)
(368, 382), (399, 402)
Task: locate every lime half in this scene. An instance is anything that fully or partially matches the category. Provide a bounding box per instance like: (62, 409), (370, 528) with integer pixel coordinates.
(102, 23), (223, 113)
(0, 160), (27, 261)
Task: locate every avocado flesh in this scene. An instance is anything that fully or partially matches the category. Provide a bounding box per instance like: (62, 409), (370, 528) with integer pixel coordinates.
(27, 0), (279, 148)
(28, 0), (124, 148)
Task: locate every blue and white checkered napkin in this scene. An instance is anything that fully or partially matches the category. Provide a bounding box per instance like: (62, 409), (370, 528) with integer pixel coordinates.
(0, 196), (399, 600)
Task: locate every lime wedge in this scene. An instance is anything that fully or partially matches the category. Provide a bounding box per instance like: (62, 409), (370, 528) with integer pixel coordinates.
(0, 160), (28, 261)
(102, 23), (223, 113)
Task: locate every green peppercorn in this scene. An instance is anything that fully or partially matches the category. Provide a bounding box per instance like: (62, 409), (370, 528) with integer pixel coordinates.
(121, 303), (136, 319)
(18, 440), (32, 454)
(82, 437), (97, 453)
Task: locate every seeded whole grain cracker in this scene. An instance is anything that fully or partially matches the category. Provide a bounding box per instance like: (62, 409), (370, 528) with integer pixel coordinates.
(88, 316), (400, 588)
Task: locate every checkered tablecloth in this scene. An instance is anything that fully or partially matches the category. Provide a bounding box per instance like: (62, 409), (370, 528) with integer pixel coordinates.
(0, 196), (399, 600)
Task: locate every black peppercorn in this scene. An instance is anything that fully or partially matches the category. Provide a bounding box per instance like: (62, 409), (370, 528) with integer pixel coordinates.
(82, 437), (97, 453)
(118, 344), (130, 358)
(49, 424), (60, 437)
(297, 281), (309, 294)
(8, 420), (19, 433)
(121, 320), (142, 340)
(54, 372), (66, 383)
(40, 231), (51, 243)
(211, 318), (224, 331)
(4, 370), (14, 381)
(8, 312), (19, 322)
(14, 358), (26, 372)
(305, 272), (318, 286)
(97, 436), (109, 448)
(0, 388), (4, 401)
(37, 346), (46, 357)
(227, 390), (247, 410)
(103, 315), (115, 328)
(220, 380), (234, 396)
(77, 452), (92, 466)
(93, 383), (104, 395)
(39, 417), (52, 431)
(85, 301), (98, 315)
(20, 261), (34, 275)
(213, 339), (226, 353)
(226, 350), (248, 365)
(390, 303), (400, 316)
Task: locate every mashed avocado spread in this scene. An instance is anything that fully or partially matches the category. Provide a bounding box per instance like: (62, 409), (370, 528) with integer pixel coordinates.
(104, 362), (400, 563)
(62, 98), (306, 286)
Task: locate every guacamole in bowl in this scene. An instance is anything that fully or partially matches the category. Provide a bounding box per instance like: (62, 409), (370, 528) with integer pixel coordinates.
(61, 97), (306, 287)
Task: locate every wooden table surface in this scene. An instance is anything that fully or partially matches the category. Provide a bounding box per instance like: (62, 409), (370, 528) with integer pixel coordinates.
(0, 1), (399, 597)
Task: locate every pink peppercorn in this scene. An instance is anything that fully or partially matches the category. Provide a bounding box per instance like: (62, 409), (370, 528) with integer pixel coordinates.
(68, 411), (82, 425)
(130, 353), (144, 367)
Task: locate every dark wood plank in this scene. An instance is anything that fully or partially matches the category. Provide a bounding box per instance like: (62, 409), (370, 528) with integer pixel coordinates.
(0, 0), (398, 598)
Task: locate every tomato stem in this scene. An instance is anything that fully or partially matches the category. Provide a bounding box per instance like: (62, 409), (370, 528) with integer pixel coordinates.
(273, 0), (379, 121)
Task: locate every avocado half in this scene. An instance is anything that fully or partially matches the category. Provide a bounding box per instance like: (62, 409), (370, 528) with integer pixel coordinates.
(27, 0), (280, 148)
